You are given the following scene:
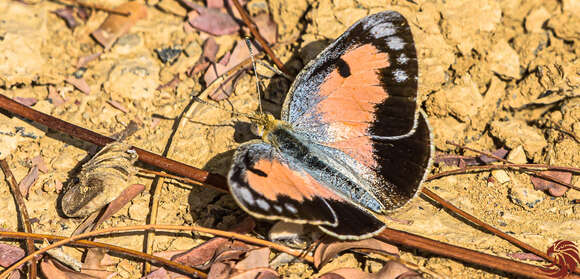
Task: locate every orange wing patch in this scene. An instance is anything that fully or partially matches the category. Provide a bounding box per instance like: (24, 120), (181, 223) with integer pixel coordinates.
(246, 159), (340, 202)
(316, 44), (390, 168)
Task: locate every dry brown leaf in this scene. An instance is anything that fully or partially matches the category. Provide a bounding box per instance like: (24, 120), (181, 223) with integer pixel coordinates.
(229, 267), (278, 279)
(48, 86), (66, 106)
(186, 3), (239, 36)
(314, 239), (399, 268)
(81, 248), (116, 279)
(32, 155), (49, 173)
(204, 40), (258, 100)
(77, 53), (102, 68)
(531, 170), (572, 197)
(73, 184), (145, 235)
(0, 244), (25, 267)
(91, 2), (148, 50)
(53, 7), (79, 30)
(207, 261), (232, 279)
(252, 13), (277, 45)
(65, 77), (91, 95)
(172, 217), (255, 268)
(18, 165), (39, 198)
(234, 248), (270, 270)
(41, 258), (97, 279)
(318, 261), (420, 279)
(14, 97), (37, 106)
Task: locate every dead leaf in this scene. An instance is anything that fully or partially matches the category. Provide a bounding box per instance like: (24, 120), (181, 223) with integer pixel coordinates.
(318, 261), (420, 279)
(48, 86), (66, 106)
(77, 53), (102, 68)
(65, 77), (91, 95)
(234, 248), (270, 270)
(14, 97), (37, 106)
(204, 40), (258, 100)
(314, 239), (399, 268)
(91, 2), (148, 50)
(507, 252), (544, 261)
(207, 261), (232, 279)
(229, 268), (278, 279)
(531, 171), (572, 197)
(32, 155), (49, 173)
(141, 268), (169, 279)
(81, 248), (116, 279)
(53, 7), (79, 29)
(479, 148), (508, 163)
(73, 184), (146, 235)
(252, 13), (277, 44)
(0, 244), (25, 267)
(172, 216), (255, 268)
(18, 165), (39, 197)
(41, 258), (97, 279)
(187, 6), (240, 36)
(107, 99), (128, 113)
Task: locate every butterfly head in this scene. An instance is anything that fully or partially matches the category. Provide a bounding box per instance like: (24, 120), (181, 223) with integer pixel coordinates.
(250, 112), (285, 139)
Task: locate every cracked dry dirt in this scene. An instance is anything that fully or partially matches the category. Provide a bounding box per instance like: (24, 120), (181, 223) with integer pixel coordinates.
(0, 0), (579, 278)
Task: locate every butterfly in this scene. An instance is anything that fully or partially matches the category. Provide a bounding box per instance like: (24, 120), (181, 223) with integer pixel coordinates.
(227, 11), (434, 240)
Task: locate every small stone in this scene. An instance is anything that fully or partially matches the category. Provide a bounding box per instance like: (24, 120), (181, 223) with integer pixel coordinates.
(507, 145), (527, 164)
(525, 7), (550, 33)
(268, 221), (307, 248)
(509, 184), (545, 209)
(155, 47), (182, 64)
(491, 170), (510, 184)
(247, 0), (269, 16)
(184, 41), (202, 61)
(489, 40), (521, 79)
(490, 120), (547, 161)
(128, 201), (149, 221)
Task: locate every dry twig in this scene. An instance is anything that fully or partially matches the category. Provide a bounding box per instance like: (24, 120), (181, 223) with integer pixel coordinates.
(0, 159), (37, 279)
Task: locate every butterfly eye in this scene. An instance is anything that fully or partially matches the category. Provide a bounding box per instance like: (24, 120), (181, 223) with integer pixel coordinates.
(250, 122), (264, 137)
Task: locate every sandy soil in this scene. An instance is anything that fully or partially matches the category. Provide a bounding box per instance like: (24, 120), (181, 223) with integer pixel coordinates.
(0, 0), (579, 278)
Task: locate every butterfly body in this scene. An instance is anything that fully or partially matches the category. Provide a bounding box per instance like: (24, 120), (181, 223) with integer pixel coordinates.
(228, 11), (433, 239)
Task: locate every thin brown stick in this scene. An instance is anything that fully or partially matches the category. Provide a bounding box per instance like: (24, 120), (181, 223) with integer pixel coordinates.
(0, 159), (37, 279)
(0, 94), (229, 193)
(138, 169), (203, 188)
(420, 187), (552, 263)
(427, 163), (580, 188)
(444, 141), (580, 192)
(0, 231), (205, 277)
(230, 0), (293, 77)
(376, 228), (578, 279)
(0, 224), (312, 278)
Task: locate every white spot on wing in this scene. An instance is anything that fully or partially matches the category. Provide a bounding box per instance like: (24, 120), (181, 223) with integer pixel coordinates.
(397, 53), (409, 64)
(239, 187), (255, 205)
(370, 22), (396, 38)
(285, 203), (298, 214)
(256, 198), (270, 211)
(274, 205), (282, 213)
(393, 69), (408, 82)
(385, 36), (405, 50)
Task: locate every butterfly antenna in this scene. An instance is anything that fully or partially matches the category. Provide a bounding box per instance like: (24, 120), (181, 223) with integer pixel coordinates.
(245, 37), (264, 115)
(191, 95), (258, 121)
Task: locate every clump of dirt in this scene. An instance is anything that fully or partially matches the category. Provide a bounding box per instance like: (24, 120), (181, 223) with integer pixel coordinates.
(0, 0), (578, 278)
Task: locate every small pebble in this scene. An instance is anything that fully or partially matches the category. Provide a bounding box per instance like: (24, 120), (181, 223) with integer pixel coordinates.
(155, 47), (182, 64)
